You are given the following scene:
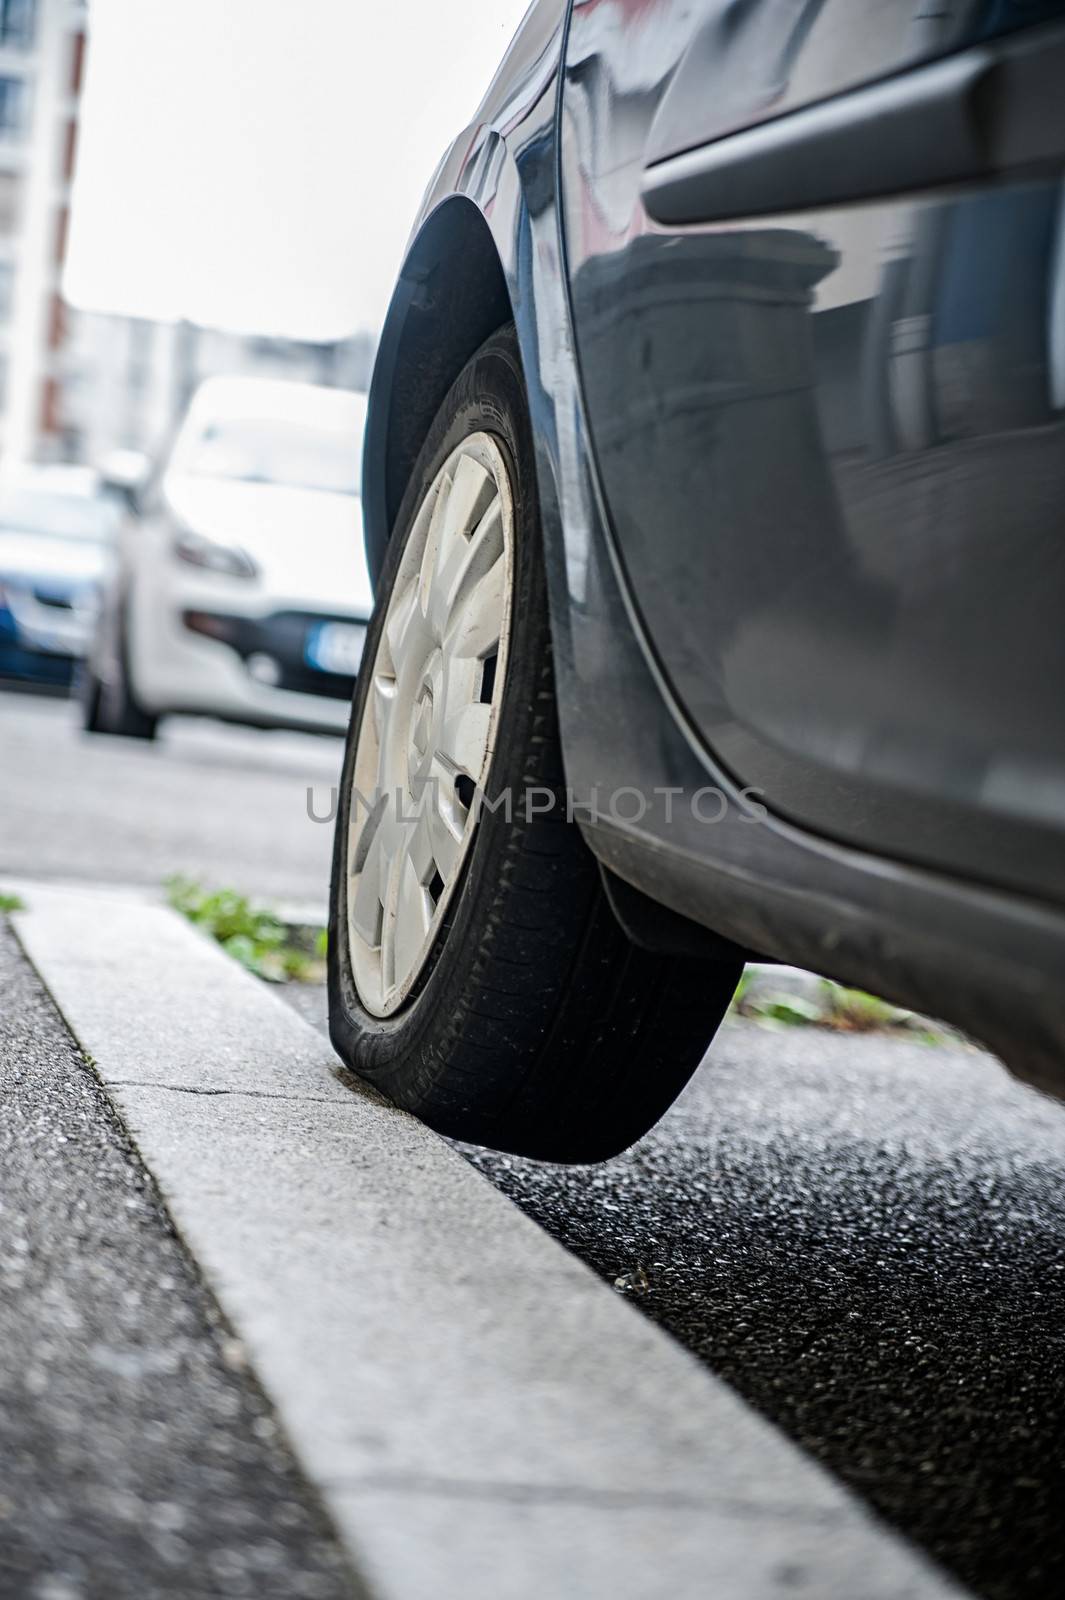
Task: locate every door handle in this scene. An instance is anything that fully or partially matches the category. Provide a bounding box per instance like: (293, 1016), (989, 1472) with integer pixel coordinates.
(641, 23), (1065, 226)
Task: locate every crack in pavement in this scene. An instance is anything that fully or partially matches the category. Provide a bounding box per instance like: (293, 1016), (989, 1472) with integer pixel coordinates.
(107, 1078), (344, 1103)
(323, 1471), (852, 1521)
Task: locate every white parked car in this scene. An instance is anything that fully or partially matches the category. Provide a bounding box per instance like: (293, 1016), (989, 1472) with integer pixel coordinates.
(82, 376), (371, 739)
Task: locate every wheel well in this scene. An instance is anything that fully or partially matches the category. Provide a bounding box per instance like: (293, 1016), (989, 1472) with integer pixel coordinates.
(366, 198), (513, 579)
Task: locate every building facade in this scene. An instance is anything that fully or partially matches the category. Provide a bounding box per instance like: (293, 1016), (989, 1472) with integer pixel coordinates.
(0, 0), (84, 465)
(62, 315), (377, 469)
(0, 1), (375, 471)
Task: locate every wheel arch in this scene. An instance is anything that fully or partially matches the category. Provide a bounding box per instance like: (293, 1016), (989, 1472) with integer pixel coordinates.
(362, 196), (515, 585)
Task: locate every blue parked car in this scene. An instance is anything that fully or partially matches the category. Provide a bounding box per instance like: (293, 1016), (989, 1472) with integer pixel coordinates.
(0, 467), (119, 690)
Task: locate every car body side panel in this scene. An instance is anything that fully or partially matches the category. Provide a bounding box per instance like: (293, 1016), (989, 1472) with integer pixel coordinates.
(557, 0), (1065, 905)
(361, 0), (1065, 1093)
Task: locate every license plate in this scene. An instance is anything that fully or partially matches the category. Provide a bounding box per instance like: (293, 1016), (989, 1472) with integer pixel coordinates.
(305, 621), (366, 676)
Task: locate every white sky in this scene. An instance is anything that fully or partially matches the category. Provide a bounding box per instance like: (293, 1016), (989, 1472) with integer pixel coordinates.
(64, 0), (531, 341)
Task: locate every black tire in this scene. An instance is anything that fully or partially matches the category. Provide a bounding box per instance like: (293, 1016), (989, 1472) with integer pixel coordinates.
(328, 326), (742, 1161)
(84, 617), (158, 741)
(78, 664), (106, 732)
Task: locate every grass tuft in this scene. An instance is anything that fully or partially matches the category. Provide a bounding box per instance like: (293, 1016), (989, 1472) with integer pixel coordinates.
(165, 876), (326, 984)
(732, 970), (952, 1043)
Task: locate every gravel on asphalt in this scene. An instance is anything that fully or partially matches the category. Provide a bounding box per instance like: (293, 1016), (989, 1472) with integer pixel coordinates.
(0, 919), (359, 1600)
(462, 1025), (1065, 1600)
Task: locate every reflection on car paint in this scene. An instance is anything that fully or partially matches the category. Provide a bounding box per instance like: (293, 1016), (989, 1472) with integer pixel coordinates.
(561, 0), (1065, 899)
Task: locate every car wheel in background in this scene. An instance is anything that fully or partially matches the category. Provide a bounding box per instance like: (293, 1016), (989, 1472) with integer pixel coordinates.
(78, 664), (105, 732)
(328, 327), (742, 1161)
(81, 614), (159, 741)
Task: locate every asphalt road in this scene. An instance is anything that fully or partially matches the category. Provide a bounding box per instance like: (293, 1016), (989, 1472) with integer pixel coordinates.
(0, 919), (356, 1600)
(465, 1029), (1065, 1600)
(0, 689), (340, 905)
(6, 684), (1065, 1600)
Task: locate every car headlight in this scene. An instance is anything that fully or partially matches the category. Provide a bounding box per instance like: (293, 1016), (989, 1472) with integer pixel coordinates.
(171, 527), (258, 580)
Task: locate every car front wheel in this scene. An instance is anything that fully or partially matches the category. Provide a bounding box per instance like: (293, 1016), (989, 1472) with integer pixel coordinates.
(82, 611), (158, 741)
(327, 326), (742, 1161)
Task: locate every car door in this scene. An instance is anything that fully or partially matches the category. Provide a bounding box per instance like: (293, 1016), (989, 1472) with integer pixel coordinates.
(559, 0), (1065, 903)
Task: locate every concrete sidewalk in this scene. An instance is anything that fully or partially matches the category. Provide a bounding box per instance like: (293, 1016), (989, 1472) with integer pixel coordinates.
(10, 882), (967, 1599)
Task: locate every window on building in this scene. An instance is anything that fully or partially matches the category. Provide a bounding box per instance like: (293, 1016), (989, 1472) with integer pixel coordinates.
(0, 171), (18, 233)
(0, 1), (36, 51)
(0, 261), (14, 322)
(0, 75), (27, 136)
(69, 28), (84, 94)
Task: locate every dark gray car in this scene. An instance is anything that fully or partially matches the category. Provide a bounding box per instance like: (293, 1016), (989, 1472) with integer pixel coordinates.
(328, 0), (1065, 1158)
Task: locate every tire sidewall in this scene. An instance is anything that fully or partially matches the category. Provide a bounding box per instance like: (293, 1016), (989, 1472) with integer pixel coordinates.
(329, 329), (554, 1089)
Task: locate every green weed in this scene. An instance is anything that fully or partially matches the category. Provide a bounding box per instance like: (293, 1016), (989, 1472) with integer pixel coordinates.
(165, 876), (325, 984)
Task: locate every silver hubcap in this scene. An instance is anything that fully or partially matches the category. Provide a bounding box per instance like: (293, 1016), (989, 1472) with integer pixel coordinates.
(346, 433), (514, 1016)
